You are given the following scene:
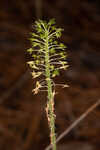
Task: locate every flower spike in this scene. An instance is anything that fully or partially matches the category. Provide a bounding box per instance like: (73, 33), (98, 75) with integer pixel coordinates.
(27, 19), (69, 150)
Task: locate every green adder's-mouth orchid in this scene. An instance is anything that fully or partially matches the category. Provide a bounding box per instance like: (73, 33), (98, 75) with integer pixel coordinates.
(27, 19), (69, 150)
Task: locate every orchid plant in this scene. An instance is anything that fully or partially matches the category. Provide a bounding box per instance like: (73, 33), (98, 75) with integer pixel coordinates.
(27, 19), (68, 150)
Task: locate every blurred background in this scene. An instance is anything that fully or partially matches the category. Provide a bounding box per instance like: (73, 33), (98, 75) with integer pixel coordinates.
(1, 0), (100, 149)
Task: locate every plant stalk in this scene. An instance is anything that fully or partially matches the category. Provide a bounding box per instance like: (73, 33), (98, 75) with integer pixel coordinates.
(45, 30), (56, 150)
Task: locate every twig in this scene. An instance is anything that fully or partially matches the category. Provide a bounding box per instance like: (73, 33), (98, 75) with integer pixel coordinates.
(45, 99), (100, 150)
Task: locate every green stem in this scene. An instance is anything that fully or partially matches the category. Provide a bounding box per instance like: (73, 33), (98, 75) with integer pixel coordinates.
(45, 30), (56, 150)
